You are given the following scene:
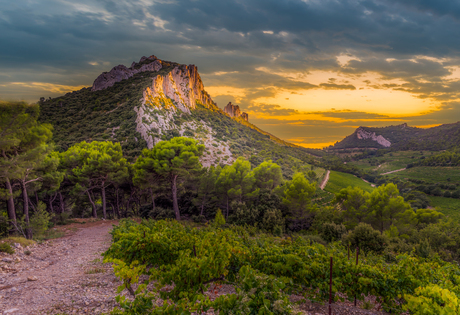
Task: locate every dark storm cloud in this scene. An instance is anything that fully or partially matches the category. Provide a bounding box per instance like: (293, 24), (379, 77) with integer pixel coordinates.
(2, 0), (460, 147)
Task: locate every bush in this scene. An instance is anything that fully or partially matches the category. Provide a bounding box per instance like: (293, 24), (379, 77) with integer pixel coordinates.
(415, 239), (432, 259)
(214, 209), (226, 226)
(302, 234), (327, 246)
(30, 202), (54, 238)
(0, 216), (9, 238)
(404, 285), (459, 315)
(261, 208), (285, 235)
(0, 242), (14, 254)
(321, 222), (347, 243)
(342, 223), (388, 254)
(228, 201), (259, 226)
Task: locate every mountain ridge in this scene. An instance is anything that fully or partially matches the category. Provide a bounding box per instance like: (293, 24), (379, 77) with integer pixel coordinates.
(330, 122), (460, 151)
(39, 55), (323, 171)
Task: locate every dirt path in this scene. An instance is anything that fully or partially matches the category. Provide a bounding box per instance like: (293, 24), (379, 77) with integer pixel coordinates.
(0, 220), (120, 315)
(320, 170), (331, 190)
(381, 168), (406, 175)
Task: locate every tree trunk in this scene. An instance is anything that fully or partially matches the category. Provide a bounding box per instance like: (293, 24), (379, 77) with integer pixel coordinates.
(48, 194), (54, 214)
(86, 190), (97, 218)
(5, 178), (16, 229)
(22, 181), (34, 239)
(101, 184), (107, 219)
(172, 174), (180, 220)
(22, 181), (30, 224)
(59, 192), (65, 214)
(149, 188), (156, 211)
(115, 188), (121, 219)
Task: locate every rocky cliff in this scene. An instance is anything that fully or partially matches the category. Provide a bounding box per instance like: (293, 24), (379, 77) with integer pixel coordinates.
(356, 127), (391, 147)
(91, 56), (163, 91)
(223, 102), (248, 121)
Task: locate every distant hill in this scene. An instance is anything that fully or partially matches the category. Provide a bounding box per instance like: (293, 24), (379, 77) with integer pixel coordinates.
(39, 55), (323, 173)
(330, 122), (460, 151)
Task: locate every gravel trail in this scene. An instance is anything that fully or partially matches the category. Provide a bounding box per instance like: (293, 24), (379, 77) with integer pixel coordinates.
(0, 220), (120, 315)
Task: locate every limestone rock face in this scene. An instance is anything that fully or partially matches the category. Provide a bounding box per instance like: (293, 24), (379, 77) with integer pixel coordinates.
(356, 127), (391, 147)
(144, 64), (216, 112)
(223, 102), (248, 121)
(91, 55), (163, 91)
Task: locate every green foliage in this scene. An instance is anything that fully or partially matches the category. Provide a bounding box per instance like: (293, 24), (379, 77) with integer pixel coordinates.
(229, 201), (259, 226)
(105, 220), (460, 314)
(342, 223), (387, 254)
(214, 209), (226, 226)
(325, 171), (374, 194)
(261, 208), (285, 235)
(30, 201), (54, 238)
(405, 285), (460, 314)
(134, 137), (204, 220)
(0, 242), (14, 254)
(321, 222), (346, 243)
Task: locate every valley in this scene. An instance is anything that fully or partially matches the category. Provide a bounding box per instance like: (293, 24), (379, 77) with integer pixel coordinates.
(1, 55), (460, 315)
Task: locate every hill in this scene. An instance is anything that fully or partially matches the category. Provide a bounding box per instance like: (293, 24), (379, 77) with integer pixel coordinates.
(39, 55), (323, 173)
(329, 122), (460, 151)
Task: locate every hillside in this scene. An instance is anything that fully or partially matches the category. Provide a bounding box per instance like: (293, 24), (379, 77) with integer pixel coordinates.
(39, 55), (323, 172)
(330, 122), (460, 151)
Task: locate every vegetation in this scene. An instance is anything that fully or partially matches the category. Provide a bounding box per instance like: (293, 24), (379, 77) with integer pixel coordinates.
(104, 219), (460, 314)
(324, 171), (374, 194)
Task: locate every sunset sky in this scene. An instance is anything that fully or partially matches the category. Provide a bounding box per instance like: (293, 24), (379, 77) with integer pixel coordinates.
(1, 0), (460, 148)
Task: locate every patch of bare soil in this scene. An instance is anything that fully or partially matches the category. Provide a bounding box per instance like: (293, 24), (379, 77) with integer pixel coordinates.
(0, 220), (121, 315)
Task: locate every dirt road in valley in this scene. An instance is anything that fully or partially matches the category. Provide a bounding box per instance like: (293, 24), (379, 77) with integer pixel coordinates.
(320, 170), (331, 190)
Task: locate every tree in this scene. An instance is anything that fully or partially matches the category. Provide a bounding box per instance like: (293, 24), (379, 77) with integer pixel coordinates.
(334, 186), (370, 228)
(368, 183), (412, 233)
(0, 101), (53, 233)
(252, 160), (283, 191)
(192, 166), (220, 216)
(61, 141), (129, 219)
(137, 137), (204, 220)
(216, 157), (256, 218)
(280, 172), (316, 231)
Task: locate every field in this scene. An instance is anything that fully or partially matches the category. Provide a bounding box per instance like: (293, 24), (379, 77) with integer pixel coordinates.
(388, 166), (460, 184)
(324, 171), (374, 194)
(348, 150), (432, 174)
(429, 196), (460, 221)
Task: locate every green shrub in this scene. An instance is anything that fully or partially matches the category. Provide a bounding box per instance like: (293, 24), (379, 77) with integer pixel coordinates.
(30, 202), (54, 238)
(342, 223), (388, 254)
(228, 201), (259, 226)
(0, 216), (8, 238)
(214, 209), (226, 226)
(0, 242), (14, 254)
(321, 222), (347, 243)
(404, 285), (460, 315)
(262, 208), (285, 235)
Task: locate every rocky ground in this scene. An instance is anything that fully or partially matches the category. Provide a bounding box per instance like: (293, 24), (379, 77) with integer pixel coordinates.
(0, 219), (122, 315)
(0, 219), (389, 315)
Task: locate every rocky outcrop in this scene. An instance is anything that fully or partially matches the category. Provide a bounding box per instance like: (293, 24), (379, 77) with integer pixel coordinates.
(356, 127), (391, 147)
(143, 64), (217, 112)
(91, 55), (162, 91)
(223, 102), (248, 121)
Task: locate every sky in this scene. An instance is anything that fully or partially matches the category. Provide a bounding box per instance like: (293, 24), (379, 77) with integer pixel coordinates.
(1, 0), (460, 148)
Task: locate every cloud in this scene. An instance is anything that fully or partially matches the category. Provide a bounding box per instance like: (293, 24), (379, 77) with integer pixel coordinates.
(2, 0), (460, 147)
(318, 83), (356, 90)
